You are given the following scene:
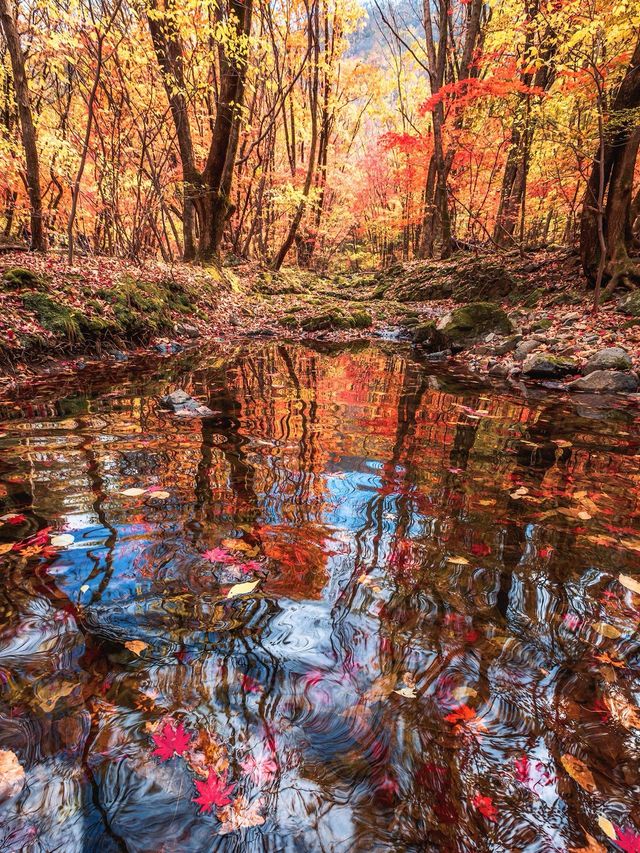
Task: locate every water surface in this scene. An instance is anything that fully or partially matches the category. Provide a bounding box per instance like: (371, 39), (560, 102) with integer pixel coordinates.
(1, 340), (639, 852)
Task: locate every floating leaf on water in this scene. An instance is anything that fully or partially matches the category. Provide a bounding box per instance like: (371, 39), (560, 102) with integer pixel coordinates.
(226, 580), (260, 598)
(0, 543), (13, 555)
(121, 487), (146, 497)
(452, 686), (477, 701)
(51, 533), (74, 547)
(560, 754), (597, 793)
(79, 584), (89, 593)
(0, 750), (25, 801)
(592, 622), (622, 639)
(597, 816), (616, 840)
(35, 679), (78, 713)
(125, 640), (149, 656)
(447, 556), (469, 565)
(570, 833), (607, 853)
(618, 574), (640, 595)
(147, 491), (170, 500)
(394, 686), (417, 698)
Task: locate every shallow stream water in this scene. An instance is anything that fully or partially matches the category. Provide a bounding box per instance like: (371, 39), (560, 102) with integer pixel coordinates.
(0, 340), (639, 852)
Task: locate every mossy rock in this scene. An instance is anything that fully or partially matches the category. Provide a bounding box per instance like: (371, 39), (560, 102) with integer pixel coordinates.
(520, 288), (544, 308)
(22, 293), (81, 341)
(2, 267), (46, 291)
(618, 292), (640, 317)
(279, 315), (299, 328)
(299, 307), (372, 332)
(549, 290), (581, 306)
(412, 321), (440, 346)
(439, 302), (513, 342)
(531, 318), (552, 331)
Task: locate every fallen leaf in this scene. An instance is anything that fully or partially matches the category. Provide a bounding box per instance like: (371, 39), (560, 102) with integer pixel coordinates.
(152, 721), (192, 761)
(221, 538), (258, 556)
(51, 533), (74, 547)
(569, 832), (606, 852)
(218, 795), (265, 834)
(226, 580), (260, 598)
(394, 686), (417, 698)
(125, 640), (149, 656)
(602, 692), (640, 730)
(35, 679), (78, 712)
(597, 816), (616, 840)
(147, 491), (170, 500)
(0, 543), (13, 555)
(447, 556), (469, 565)
(0, 750), (25, 800)
(472, 792), (497, 822)
(618, 574), (640, 595)
(615, 825), (640, 853)
(121, 487), (146, 497)
(592, 622), (622, 639)
(193, 770), (235, 813)
(561, 754), (597, 793)
(452, 686), (477, 701)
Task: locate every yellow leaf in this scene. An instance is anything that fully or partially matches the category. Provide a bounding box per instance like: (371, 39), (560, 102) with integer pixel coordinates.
(618, 573), (640, 595)
(121, 487), (146, 497)
(592, 622), (621, 639)
(125, 640), (148, 656)
(447, 556), (469, 565)
(226, 580), (260, 598)
(597, 816), (616, 840)
(0, 543), (13, 555)
(561, 754), (597, 793)
(51, 533), (74, 547)
(452, 686), (477, 701)
(148, 491), (170, 500)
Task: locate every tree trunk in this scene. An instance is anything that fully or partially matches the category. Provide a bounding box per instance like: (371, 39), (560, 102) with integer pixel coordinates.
(580, 36), (640, 289)
(0, 0), (45, 251)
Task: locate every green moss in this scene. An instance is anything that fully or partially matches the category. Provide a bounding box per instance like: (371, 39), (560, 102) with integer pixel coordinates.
(3, 267), (46, 291)
(531, 318), (552, 331)
(22, 293), (81, 341)
(350, 309), (372, 328)
(441, 302), (513, 341)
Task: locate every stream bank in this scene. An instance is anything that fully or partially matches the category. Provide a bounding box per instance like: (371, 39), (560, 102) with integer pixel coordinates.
(2, 247), (639, 400)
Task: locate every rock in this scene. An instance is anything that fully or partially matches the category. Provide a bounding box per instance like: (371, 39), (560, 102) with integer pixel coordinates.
(488, 362), (511, 378)
(617, 292), (640, 316)
(110, 350), (128, 362)
(174, 322), (200, 339)
(154, 342), (183, 355)
(416, 302), (513, 353)
(522, 354), (577, 379)
(562, 311), (581, 324)
(300, 307), (372, 332)
(492, 334), (522, 355)
(412, 321), (439, 346)
(160, 389), (215, 417)
(514, 339), (542, 361)
(567, 370), (639, 394)
(582, 347), (632, 374)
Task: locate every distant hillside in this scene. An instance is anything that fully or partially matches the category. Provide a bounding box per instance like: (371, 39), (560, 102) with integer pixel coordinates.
(348, 0), (423, 58)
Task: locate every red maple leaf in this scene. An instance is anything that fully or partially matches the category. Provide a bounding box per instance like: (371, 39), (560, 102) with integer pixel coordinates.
(193, 770), (235, 813)
(472, 792), (497, 822)
(616, 826), (640, 853)
(152, 721), (192, 761)
(444, 704), (476, 725)
(5, 514), (27, 525)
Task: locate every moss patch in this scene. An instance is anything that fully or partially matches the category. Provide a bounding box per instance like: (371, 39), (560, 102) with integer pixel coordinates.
(3, 267), (46, 291)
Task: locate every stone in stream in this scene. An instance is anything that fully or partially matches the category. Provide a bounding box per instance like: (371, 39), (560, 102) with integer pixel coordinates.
(522, 354), (577, 379)
(566, 370), (639, 394)
(160, 389), (216, 417)
(513, 338), (542, 361)
(582, 347), (632, 374)
(413, 302), (512, 352)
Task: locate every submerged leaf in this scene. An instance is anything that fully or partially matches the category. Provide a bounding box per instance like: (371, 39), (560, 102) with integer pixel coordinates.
(0, 750), (25, 800)
(121, 487), (146, 497)
(193, 770), (235, 814)
(569, 833), (606, 853)
(592, 622), (622, 639)
(125, 640), (148, 656)
(561, 754), (597, 793)
(152, 721), (192, 761)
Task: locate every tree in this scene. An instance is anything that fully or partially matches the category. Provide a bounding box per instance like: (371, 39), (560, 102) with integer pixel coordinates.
(580, 35), (640, 298)
(147, 0), (253, 261)
(0, 0), (44, 250)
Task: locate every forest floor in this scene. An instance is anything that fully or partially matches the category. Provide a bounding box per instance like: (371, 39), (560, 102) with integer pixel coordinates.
(1, 246), (640, 397)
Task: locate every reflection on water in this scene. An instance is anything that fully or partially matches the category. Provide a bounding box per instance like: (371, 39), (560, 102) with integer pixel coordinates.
(1, 340), (639, 852)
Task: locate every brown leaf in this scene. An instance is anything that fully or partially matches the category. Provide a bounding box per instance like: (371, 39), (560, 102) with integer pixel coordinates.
(561, 754), (597, 793)
(618, 573), (640, 595)
(602, 692), (640, 731)
(570, 832), (606, 853)
(125, 640), (148, 656)
(592, 622), (621, 639)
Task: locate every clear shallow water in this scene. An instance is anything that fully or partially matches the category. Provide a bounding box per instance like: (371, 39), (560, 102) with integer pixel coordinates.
(0, 339), (639, 852)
